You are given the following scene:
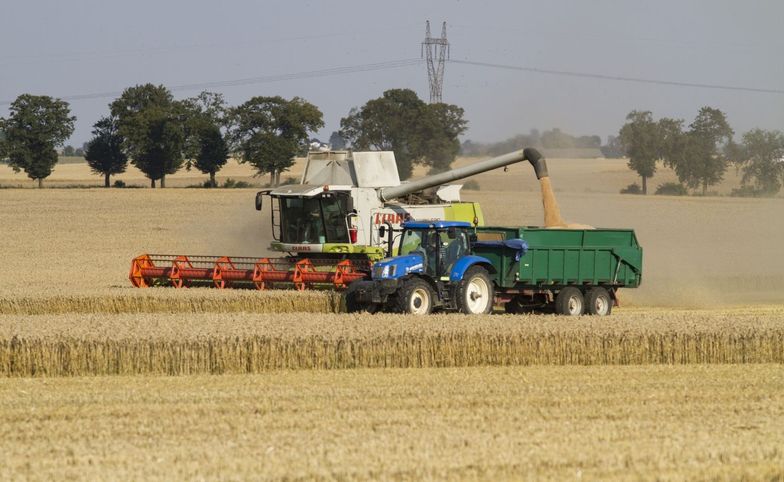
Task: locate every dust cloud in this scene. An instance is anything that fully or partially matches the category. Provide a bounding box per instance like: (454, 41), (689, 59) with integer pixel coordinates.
(463, 157), (784, 308)
(174, 191), (276, 258)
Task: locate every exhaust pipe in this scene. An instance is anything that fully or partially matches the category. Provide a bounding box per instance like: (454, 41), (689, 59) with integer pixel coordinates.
(524, 148), (548, 179)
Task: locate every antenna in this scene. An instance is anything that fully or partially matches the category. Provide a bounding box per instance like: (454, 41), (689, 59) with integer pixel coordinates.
(421, 21), (449, 103)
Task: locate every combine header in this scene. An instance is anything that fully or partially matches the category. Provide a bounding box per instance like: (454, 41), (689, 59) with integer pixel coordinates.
(129, 148), (545, 290)
(129, 255), (368, 290)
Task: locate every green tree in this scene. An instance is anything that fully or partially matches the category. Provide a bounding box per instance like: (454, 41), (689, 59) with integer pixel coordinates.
(541, 128), (575, 149)
(84, 116), (128, 187)
(63, 145), (75, 156)
(110, 84), (185, 188)
(672, 107), (733, 195)
(1, 94), (75, 188)
(734, 129), (784, 195)
(0, 126), (7, 161)
(195, 124), (230, 187)
(419, 103), (468, 173)
(182, 92), (228, 159)
(181, 91), (230, 186)
(340, 89), (466, 179)
(618, 111), (660, 194)
(229, 96), (323, 185)
(601, 135), (624, 158)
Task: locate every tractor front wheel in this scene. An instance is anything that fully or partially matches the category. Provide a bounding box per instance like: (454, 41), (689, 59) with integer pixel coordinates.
(394, 278), (434, 315)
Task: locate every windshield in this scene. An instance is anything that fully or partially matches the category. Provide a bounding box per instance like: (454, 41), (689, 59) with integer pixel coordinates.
(279, 194), (349, 244)
(399, 228), (469, 275)
(399, 229), (439, 274)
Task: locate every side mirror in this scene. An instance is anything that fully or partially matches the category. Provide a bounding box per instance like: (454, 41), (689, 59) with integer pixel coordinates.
(378, 225), (387, 238)
(255, 192), (264, 211)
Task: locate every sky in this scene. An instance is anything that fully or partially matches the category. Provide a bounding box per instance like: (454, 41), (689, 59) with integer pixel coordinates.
(1, 0), (783, 147)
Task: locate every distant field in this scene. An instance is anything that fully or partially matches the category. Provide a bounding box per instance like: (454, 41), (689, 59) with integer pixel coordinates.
(0, 156), (289, 188)
(2, 365), (782, 480)
(0, 154), (760, 196)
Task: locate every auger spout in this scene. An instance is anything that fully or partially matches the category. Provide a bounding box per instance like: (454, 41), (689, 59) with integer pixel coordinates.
(378, 148), (545, 201)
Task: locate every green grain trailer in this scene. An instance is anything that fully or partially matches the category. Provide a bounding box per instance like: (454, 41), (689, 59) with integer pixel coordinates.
(474, 226), (642, 315)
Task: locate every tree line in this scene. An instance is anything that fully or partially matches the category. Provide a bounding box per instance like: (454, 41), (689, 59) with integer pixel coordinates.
(619, 107), (784, 196)
(0, 87), (466, 188)
(461, 128), (602, 157)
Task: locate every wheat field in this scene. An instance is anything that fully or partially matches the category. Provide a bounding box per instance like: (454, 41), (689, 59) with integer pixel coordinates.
(2, 156), (783, 479)
(2, 308), (783, 376)
(1, 365), (782, 480)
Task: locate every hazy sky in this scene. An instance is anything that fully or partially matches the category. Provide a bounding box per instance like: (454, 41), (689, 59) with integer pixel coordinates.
(1, 0), (783, 146)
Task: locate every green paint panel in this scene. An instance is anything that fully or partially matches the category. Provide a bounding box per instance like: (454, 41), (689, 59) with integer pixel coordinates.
(474, 226), (643, 289)
(444, 202), (484, 225)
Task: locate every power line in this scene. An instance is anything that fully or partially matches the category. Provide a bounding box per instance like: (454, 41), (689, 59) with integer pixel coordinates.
(4, 56), (782, 107)
(449, 59), (784, 95)
(0, 58), (424, 105)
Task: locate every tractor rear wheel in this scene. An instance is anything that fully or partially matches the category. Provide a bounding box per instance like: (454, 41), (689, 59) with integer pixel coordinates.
(395, 278), (434, 315)
(585, 287), (612, 316)
(554, 287), (585, 316)
(455, 266), (494, 314)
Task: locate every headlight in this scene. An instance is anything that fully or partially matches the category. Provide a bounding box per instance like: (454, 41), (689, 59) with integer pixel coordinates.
(373, 264), (397, 279)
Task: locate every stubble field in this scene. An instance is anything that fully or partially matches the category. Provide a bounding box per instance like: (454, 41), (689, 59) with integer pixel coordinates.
(1, 156), (783, 479)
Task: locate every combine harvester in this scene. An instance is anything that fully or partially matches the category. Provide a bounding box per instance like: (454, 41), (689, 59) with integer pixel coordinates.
(129, 148), (541, 290)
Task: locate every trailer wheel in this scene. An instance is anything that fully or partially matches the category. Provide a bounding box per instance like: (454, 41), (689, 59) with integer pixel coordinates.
(586, 287), (612, 316)
(344, 282), (379, 314)
(554, 287), (584, 316)
(395, 278), (434, 315)
(456, 266), (495, 314)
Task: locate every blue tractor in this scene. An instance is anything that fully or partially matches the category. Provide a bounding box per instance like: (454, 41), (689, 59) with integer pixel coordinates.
(345, 221), (519, 315)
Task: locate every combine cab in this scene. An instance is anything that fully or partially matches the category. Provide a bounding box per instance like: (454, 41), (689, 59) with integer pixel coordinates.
(129, 148), (544, 290)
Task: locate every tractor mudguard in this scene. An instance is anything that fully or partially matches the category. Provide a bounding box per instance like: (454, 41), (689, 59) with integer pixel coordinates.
(449, 255), (496, 282)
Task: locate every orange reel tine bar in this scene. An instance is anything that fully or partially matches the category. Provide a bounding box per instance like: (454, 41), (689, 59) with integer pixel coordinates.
(130, 254), (369, 289)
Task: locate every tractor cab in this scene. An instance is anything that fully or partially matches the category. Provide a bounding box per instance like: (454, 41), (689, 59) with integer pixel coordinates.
(374, 221), (473, 280)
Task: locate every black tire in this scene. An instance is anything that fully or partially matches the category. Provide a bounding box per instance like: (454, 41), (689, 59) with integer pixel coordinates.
(344, 281), (379, 314)
(455, 266), (494, 314)
(585, 287), (612, 316)
(394, 277), (434, 315)
(554, 287), (585, 316)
